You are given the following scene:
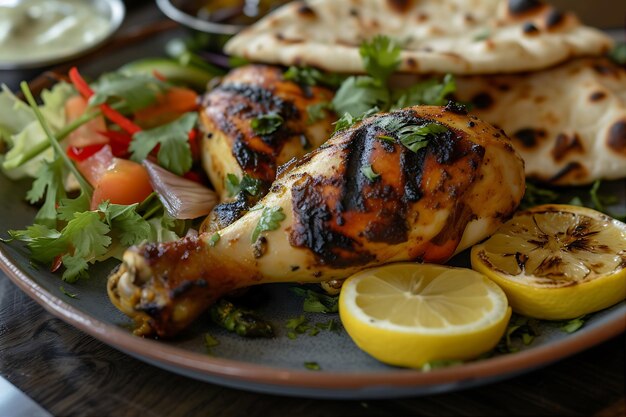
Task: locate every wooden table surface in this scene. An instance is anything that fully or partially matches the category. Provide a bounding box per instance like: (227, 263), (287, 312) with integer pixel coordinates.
(1, 2), (625, 416)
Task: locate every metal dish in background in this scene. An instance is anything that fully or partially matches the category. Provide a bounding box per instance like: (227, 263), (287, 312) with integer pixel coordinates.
(0, 0), (125, 70)
(155, 0), (288, 35)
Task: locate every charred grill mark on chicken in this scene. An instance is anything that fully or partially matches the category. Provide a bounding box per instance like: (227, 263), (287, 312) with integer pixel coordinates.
(289, 109), (486, 266)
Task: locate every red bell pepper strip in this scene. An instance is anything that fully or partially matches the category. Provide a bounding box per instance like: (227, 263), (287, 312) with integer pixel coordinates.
(68, 67), (142, 135)
(66, 143), (106, 162)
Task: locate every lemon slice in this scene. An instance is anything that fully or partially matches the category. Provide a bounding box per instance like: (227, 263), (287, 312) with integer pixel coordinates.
(471, 204), (626, 320)
(339, 263), (511, 368)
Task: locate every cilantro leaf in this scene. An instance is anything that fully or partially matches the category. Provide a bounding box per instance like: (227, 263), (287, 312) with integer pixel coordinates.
(61, 211), (111, 277)
(61, 254), (90, 282)
(359, 35), (401, 83)
(361, 164), (380, 182)
(130, 112), (197, 175)
(10, 209), (112, 282)
(250, 113), (283, 135)
(291, 287), (339, 313)
(283, 66), (345, 88)
(332, 107), (380, 133)
(251, 206), (285, 242)
(57, 193), (90, 222)
(225, 173), (263, 198)
(283, 66), (323, 86)
(397, 123), (448, 153)
(7, 225), (64, 263)
(99, 202), (151, 246)
(307, 102), (331, 124)
(26, 158), (66, 228)
(392, 74), (457, 109)
(332, 76), (389, 117)
(89, 72), (165, 113)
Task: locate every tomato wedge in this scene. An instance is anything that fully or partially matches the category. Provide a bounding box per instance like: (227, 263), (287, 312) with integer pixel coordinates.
(90, 158), (153, 210)
(64, 95), (108, 148)
(134, 87), (198, 128)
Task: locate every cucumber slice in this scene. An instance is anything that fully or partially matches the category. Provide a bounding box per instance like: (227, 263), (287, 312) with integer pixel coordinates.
(120, 58), (221, 90)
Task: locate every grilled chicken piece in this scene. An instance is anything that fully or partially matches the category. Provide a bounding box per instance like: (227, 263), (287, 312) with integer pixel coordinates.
(108, 105), (525, 337)
(200, 64), (335, 202)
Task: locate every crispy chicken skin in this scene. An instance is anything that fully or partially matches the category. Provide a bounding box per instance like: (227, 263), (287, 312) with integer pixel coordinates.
(108, 106), (525, 337)
(200, 64), (335, 201)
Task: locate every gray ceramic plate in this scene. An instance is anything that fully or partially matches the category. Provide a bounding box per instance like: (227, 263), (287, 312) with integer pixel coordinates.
(1, 28), (625, 399)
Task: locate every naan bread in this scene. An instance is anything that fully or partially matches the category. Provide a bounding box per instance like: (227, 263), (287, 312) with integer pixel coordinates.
(225, 0), (613, 75)
(453, 57), (626, 185)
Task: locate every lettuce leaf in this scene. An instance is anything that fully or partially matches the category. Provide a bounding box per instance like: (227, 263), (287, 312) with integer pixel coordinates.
(0, 82), (74, 177)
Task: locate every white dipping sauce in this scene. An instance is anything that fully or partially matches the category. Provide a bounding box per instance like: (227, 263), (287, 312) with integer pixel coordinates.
(0, 0), (111, 63)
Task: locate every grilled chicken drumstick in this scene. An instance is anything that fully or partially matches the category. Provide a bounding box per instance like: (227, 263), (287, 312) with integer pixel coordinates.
(200, 64), (335, 201)
(108, 105), (525, 337)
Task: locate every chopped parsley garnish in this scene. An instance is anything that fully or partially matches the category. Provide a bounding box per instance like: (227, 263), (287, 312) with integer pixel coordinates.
(228, 56), (250, 68)
(609, 41), (626, 66)
(208, 232), (220, 247)
(291, 287), (339, 313)
(130, 112), (197, 175)
(397, 123), (448, 153)
(304, 361), (321, 371)
(560, 316), (587, 333)
(251, 206), (285, 243)
(307, 101), (332, 124)
(224, 173), (263, 198)
(332, 107), (380, 133)
(496, 315), (541, 353)
(421, 359), (464, 371)
(59, 286), (78, 299)
(473, 28), (491, 42)
(250, 112), (283, 135)
(204, 333), (219, 355)
(283, 66), (322, 86)
(359, 35), (402, 83)
(519, 182), (560, 210)
(286, 315), (310, 339)
(285, 315), (339, 339)
(283, 66), (345, 88)
(361, 164), (380, 181)
(315, 319), (340, 332)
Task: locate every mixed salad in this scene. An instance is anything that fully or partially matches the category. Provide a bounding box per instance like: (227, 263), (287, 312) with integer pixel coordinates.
(0, 55), (223, 282)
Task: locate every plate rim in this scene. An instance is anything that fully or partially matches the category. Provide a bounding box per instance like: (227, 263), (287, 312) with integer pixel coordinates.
(2, 245), (625, 391)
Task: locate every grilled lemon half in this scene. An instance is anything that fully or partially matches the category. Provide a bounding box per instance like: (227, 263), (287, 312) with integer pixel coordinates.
(471, 204), (626, 320)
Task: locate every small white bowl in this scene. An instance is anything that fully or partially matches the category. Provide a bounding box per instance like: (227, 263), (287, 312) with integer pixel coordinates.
(0, 0), (125, 69)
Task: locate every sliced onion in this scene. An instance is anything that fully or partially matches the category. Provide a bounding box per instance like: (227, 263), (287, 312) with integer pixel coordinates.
(143, 160), (218, 220)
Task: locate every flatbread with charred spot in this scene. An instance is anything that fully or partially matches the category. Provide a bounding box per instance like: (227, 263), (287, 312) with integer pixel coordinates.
(452, 57), (626, 185)
(225, 0), (612, 75)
